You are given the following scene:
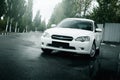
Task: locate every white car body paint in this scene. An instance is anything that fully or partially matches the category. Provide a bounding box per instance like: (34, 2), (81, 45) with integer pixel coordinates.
(41, 18), (102, 55)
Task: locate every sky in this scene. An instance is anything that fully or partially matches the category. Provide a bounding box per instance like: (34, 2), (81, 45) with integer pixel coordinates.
(33, 0), (62, 23)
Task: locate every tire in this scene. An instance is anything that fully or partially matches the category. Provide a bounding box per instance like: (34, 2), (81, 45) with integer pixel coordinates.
(96, 42), (101, 55)
(96, 49), (100, 55)
(41, 48), (52, 54)
(89, 43), (96, 58)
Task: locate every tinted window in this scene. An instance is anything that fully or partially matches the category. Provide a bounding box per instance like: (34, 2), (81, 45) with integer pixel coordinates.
(57, 19), (93, 31)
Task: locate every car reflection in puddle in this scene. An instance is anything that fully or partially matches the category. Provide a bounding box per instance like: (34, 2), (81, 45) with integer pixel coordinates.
(68, 57), (99, 79)
(41, 51), (100, 80)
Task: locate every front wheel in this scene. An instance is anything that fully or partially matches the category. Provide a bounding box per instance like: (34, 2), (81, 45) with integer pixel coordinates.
(89, 44), (96, 58)
(41, 48), (53, 54)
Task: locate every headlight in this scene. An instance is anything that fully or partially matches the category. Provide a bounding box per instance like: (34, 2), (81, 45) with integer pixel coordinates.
(42, 32), (50, 38)
(75, 36), (90, 42)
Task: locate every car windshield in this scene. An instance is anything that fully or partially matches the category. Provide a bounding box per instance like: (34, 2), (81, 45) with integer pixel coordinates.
(57, 19), (93, 31)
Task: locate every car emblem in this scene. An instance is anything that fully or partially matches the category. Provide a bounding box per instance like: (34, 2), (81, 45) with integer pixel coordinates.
(59, 37), (64, 39)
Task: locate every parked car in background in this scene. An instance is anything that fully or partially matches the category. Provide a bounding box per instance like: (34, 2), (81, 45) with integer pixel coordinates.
(41, 18), (102, 57)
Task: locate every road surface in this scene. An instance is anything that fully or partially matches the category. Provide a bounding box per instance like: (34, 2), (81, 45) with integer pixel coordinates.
(0, 32), (120, 80)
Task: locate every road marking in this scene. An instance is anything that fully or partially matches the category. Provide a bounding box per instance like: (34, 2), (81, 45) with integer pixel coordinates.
(110, 44), (116, 47)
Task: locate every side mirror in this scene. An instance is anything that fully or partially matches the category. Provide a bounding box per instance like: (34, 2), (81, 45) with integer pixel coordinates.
(95, 28), (102, 32)
(51, 24), (56, 28)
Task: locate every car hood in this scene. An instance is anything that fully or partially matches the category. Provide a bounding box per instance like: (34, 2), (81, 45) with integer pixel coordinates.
(45, 28), (94, 38)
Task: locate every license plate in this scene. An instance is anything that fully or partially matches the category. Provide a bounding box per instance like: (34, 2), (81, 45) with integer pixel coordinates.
(52, 41), (69, 48)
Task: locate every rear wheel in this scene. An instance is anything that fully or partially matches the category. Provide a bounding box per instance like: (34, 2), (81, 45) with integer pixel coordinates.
(89, 44), (96, 58)
(41, 48), (53, 54)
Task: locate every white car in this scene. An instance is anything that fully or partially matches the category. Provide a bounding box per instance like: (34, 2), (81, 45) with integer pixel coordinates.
(41, 18), (102, 57)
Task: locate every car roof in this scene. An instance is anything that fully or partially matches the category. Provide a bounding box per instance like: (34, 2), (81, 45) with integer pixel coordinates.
(65, 18), (94, 23)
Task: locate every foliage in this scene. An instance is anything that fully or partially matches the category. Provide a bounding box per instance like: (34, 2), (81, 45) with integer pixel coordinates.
(23, 0), (33, 31)
(40, 20), (46, 31)
(33, 10), (41, 31)
(4, 0), (27, 32)
(0, 0), (119, 32)
(33, 10), (46, 31)
(87, 0), (120, 23)
(48, 0), (93, 28)
(0, 0), (46, 32)
(0, 0), (6, 18)
(0, 0), (6, 31)
(47, 3), (65, 28)
(0, 19), (6, 32)
(73, 0), (92, 17)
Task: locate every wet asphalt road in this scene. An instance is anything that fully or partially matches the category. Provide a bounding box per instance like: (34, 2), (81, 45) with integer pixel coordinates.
(0, 32), (120, 80)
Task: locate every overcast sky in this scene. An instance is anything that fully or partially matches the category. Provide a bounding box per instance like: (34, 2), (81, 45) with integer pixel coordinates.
(33, 0), (62, 23)
(32, 0), (98, 23)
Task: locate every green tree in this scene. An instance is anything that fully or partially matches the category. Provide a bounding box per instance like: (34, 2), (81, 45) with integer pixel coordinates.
(48, 0), (93, 28)
(62, 0), (75, 17)
(22, 0), (33, 32)
(40, 20), (46, 31)
(48, 0), (74, 27)
(0, 0), (6, 18)
(5, 0), (27, 32)
(25, 0), (33, 31)
(48, 3), (65, 28)
(0, 19), (6, 32)
(0, 0), (6, 31)
(73, 0), (92, 17)
(87, 0), (120, 23)
(33, 10), (41, 31)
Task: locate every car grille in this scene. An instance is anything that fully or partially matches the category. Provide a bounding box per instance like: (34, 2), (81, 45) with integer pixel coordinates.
(51, 35), (73, 41)
(47, 41), (75, 50)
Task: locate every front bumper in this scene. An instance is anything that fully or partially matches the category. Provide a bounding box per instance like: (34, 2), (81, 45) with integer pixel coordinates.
(41, 37), (92, 54)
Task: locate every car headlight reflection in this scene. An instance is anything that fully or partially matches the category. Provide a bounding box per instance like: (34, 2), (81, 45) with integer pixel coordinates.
(42, 32), (50, 38)
(75, 36), (90, 42)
